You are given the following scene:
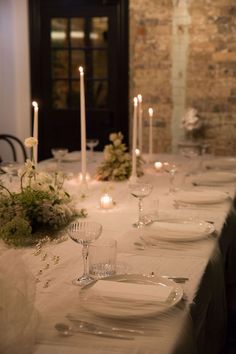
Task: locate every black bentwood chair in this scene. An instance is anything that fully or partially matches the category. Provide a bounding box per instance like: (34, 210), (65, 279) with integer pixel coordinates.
(0, 134), (27, 162)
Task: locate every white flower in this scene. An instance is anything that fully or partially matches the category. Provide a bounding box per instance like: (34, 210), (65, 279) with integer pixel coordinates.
(18, 159), (35, 177)
(24, 137), (38, 148)
(109, 133), (117, 142)
(182, 108), (202, 132)
(104, 152), (111, 161)
(113, 139), (121, 147)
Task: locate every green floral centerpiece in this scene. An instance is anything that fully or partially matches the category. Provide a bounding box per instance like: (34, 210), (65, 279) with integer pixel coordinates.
(96, 132), (144, 181)
(0, 137), (86, 247)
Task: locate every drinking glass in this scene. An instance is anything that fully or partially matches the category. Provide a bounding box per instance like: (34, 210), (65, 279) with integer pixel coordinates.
(51, 148), (68, 170)
(89, 238), (117, 279)
(163, 162), (178, 194)
(86, 139), (99, 162)
(0, 161), (21, 183)
(67, 221), (103, 286)
(129, 182), (153, 228)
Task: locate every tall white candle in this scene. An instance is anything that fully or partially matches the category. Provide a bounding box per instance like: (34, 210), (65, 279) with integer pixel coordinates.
(131, 97), (138, 181)
(79, 66), (87, 184)
(137, 94), (143, 154)
(148, 107), (153, 161)
(32, 101), (38, 165)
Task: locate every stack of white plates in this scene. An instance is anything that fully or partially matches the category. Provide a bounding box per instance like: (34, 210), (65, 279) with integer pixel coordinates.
(142, 219), (215, 242)
(204, 157), (236, 170)
(174, 189), (229, 205)
(192, 171), (236, 186)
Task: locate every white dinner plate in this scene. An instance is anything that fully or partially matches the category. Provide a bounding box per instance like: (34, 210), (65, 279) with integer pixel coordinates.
(192, 171), (236, 186)
(142, 219), (215, 242)
(62, 151), (80, 162)
(80, 274), (183, 318)
(174, 190), (229, 205)
(205, 157), (236, 170)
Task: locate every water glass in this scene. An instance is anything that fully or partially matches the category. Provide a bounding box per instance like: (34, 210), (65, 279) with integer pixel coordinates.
(143, 198), (159, 223)
(51, 148), (68, 170)
(89, 238), (117, 279)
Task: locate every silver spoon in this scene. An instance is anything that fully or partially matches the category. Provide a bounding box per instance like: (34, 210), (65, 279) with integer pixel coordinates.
(55, 322), (134, 340)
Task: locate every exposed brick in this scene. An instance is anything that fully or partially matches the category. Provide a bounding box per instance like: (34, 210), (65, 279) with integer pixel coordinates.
(130, 0), (236, 155)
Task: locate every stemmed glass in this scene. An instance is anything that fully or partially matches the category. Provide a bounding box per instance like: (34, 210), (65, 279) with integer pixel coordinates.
(86, 139), (99, 162)
(129, 183), (153, 228)
(0, 161), (21, 183)
(67, 221), (103, 286)
(51, 148), (68, 170)
(163, 162), (178, 194)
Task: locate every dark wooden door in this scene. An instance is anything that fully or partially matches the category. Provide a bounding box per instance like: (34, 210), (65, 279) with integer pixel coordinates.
(29, 0), (129, 160)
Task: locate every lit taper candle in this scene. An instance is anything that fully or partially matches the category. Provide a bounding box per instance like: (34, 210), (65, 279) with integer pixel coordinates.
(137, 94), (143, 154)
(130, 97), (138, 182)
(79, 66), (87, 185)
(148, 107), (153, 161)
(32, 101), (38, 165)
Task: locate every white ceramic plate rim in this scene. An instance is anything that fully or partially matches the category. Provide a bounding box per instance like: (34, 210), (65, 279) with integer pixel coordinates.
(193, 172), (236, 184)
(80, 274), (183, 318)
(206, 158), (236, 169)
(62, 152), (80, 162)
(174, 190), (229, 205)
(143, 219), (215, 242)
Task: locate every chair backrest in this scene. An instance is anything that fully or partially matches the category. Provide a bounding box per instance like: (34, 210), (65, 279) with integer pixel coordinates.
(0, 134), (27, 162)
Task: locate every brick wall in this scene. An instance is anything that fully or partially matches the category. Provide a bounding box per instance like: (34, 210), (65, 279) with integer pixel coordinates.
(130, 0), (236, 155)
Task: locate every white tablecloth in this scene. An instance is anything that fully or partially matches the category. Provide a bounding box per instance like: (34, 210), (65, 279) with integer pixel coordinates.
(1, 153), (235, 354)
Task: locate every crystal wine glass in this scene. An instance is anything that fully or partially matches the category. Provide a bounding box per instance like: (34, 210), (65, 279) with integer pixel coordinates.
(51, 148), (68, 170)
(67, 220), (103, 286)
(163, 162), (178, 194)
(86, 139), (99, 162)
(0, 161), (21, 183)
(129, 182), (153, 228)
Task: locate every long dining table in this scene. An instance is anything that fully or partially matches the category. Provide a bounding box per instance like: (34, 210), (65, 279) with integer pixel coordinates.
(1, 152), (236, 354)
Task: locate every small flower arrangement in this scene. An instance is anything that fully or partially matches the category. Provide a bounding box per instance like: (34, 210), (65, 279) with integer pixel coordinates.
(0, 138), (87, 247)
(182, 108), (203, 140)
(96, 132), (144, 181)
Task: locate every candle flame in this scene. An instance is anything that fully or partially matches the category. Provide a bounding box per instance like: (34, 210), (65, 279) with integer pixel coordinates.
(137, 94), (142, 103)
(133, 97), (138, 106)
(32, 101), (38, 109)
(148, 107), (153, 116)
(79, 66), (84, 74)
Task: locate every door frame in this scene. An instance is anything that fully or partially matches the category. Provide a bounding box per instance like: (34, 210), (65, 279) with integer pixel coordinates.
(28, 0), (129, 159)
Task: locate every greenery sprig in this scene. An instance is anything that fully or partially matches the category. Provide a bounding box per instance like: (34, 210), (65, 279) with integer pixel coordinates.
(0, 137), (87, 247)
(96, 132), (144, 181)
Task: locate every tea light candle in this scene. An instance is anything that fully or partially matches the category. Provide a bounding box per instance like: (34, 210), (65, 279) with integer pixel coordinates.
(100, 193), (113, 209)
(154, 161), (163, 172)
(135, 148), (140, 157)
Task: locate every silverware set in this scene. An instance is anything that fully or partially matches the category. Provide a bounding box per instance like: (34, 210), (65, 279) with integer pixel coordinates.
(55, 315), (145, 340)
(55, 322), (135, 340)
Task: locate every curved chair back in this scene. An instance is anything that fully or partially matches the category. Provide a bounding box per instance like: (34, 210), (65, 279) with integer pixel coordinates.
(0, 134), (27, 162)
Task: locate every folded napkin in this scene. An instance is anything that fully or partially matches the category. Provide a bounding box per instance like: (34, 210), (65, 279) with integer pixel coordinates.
(174, 190), (228, 205)
(192, 171), (236, 185)
(91, 280), (174, 303)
